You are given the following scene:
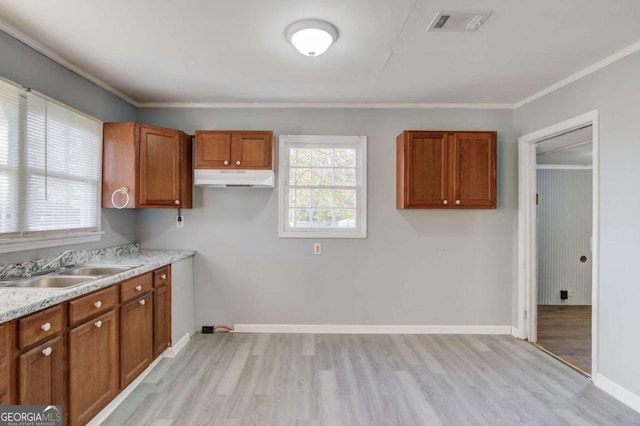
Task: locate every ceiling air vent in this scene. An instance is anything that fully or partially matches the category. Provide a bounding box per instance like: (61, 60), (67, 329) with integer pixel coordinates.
(427, 11), (493, 32)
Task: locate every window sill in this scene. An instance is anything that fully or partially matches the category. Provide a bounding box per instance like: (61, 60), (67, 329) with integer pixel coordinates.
(278, 230), (367, 239)
(0, 231), (104, 254)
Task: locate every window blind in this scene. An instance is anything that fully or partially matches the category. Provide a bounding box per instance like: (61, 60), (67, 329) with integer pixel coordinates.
(25, 93), (102, 235)
(0, 76), (102, 246)
(0, 80), (21, 237)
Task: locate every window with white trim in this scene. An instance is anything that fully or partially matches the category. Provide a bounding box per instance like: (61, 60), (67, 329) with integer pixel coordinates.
(0, 77), (103, 252)
(278, 135), (367, 238)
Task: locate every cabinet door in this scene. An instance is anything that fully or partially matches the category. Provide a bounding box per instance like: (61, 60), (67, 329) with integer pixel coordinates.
(139, 125), (182, 207)
(153, 284), (171, 358)
(195, 132), (232, 168)
(18, 336), (65, 406)
(450, 132), (496, 208)
(0, 322), (15, 405)
(231, 132), (273, 169)
(400, 132), (450, 208)
(120, 293), (153, 388)
(69, 310), (118, 426)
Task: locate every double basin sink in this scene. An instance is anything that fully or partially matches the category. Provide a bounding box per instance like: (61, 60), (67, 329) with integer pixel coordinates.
(0, 265), (140, 289)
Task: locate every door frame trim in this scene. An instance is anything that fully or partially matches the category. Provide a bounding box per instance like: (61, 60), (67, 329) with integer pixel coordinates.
(515, 110), (599, 378)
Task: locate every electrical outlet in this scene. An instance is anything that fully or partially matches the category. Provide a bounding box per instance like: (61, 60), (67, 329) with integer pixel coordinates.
(176, 215), (184, 228)
(568, 287), (573, 298)
(313, 243), (322, 255)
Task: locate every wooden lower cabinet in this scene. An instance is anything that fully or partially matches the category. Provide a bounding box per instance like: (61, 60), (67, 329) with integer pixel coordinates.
(0, 321), (15, 405)
(153, 284), (171, 358)
(18, 335), (66, 406)
(68, 310), (119, 426)
(120, 292), (153, 388)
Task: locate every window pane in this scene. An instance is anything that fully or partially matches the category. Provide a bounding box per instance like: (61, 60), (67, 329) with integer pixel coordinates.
(312, 189), (332, 207)
(289, 188), (311, 207)
(335, 189), (356, 208)
(289, 208), (311, 228)
(334, 149), (356, 167)
(289, 167), (311, 185)
(334, 168), (356, 186)
(312, 148), (333, 167)
(335, 209), (356, 228)
(290, 148), (311, 167)
(312, 209), (333, 227)
(311, 168), (333, 186)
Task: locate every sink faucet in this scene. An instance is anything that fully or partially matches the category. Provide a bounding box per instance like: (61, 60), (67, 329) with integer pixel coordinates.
(23, 250), (75, 278)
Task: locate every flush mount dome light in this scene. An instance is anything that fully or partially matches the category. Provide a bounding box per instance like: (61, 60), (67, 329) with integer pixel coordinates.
(286, 19), (338, 57)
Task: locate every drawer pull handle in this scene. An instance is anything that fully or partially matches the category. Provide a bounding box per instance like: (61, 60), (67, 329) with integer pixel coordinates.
(42, 347), (52, 357)
(139, 299), (146, 306)
(95, 320), (102, 328)
(41, 322), (51, 332)
(160, 274), (167, 280)
(94, 301), (102, 308)
(135, 285), (142, 291)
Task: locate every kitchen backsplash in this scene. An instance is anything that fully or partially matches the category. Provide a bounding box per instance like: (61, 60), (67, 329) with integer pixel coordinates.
(0, 242), (141, 279)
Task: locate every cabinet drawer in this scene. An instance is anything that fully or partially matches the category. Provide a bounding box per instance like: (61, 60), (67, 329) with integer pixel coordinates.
(120, 273), (152, 303)
(153, 266), (170, 288)
(69, 286), (118, 326)
(19, 305), (64, 350)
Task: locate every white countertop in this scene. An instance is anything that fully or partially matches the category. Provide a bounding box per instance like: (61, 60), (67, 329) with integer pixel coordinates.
(0, 249), (195, 324)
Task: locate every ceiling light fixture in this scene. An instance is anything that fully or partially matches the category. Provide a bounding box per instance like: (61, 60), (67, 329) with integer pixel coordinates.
(286, 19), (338, 57)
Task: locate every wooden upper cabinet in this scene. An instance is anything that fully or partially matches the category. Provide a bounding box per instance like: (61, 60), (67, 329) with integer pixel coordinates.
(195, 130), (273, 170)
(397, 130), (496, 209)
(102, 122), (193, 209)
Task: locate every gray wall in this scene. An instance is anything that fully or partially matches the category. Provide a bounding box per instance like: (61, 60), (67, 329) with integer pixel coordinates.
(136, 108), (516, 328)
(0, 30), (138, 264)
(537, 169), (592, 305)
(514, 51), (640, 396)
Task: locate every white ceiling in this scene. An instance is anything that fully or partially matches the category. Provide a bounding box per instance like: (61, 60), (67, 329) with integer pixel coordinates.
(0, 0), (639, 105)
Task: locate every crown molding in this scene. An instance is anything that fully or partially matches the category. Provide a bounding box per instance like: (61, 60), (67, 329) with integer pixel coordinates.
(513, 39), (640, 109)
(135, 102), (513, 109)
(0, 17), (139, 107)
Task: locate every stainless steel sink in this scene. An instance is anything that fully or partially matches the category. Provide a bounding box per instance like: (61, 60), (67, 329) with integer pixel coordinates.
(59, 265), (139, 276)
(7, 275), (97, 289)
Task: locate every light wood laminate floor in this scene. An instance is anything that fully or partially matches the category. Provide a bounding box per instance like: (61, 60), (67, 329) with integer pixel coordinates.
(103, 333), (639, 425)
(537, 305), (591, 374)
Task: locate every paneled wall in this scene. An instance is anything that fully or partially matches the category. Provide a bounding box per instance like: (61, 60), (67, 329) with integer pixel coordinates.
(537, 168), (592, 305)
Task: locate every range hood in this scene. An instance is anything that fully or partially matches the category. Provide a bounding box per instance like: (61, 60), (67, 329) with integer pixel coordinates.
(194, 169), (275, 188)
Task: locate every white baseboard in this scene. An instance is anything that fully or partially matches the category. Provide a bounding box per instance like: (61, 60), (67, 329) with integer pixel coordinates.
(87, 332), (192, 425)
(233, 324), (512, 335)
(594, 373), (640, 414)
(163, 332), (191, 358)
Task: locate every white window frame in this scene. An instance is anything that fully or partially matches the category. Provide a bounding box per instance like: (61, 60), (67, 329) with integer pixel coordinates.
(0, 76), (103, 254)
(278, 135), (367, 238)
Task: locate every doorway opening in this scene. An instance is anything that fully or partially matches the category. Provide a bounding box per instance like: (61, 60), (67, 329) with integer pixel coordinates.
(516, 110), (599, 378)
(535, 126), (593, 374)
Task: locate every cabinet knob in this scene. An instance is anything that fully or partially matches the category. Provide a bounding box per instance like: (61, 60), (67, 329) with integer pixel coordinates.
(161, 274), (167, 280)
(95, 320), (102, 328)
(139, 299), (146, 306)
(455, 200), (461, 205)
(135, 285), (142, 291)
(223, 160), (229, 166)
(42, 347), (52, 357)
(94, 301), (102, 308)
(236, 160), (241, 166)
(175, 200), (180, 205)
(443, 200), (448, 205)
(41, 322), (51, 332)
